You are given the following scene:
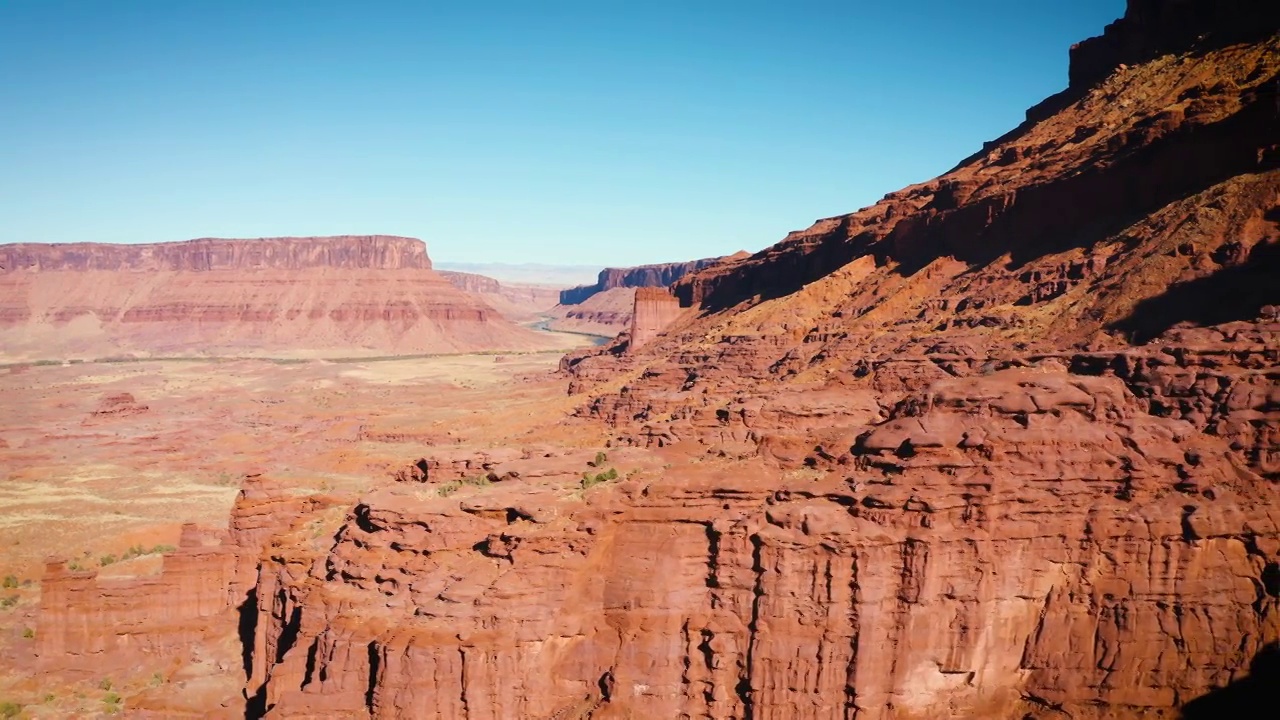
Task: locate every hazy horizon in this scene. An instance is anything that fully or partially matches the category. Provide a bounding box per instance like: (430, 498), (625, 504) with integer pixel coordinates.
(1, 0), (1124, 266)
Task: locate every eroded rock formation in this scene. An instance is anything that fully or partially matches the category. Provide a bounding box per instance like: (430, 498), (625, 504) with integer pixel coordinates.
(0, 236), (562, 359)
(29, 2), (1280, 718)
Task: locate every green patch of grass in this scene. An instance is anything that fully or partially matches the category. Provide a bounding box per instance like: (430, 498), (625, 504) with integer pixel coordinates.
(103, 691), (122, 714)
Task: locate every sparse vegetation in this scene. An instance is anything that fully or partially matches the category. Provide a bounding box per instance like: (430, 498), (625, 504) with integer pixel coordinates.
(0, 701), (21, 719)
(98, 678), (113, 692)
(0, 595), (18, 610)
(436, 474), (491, 497)
(103, 691), (122, 714)
(67, 561), (85, 571)
(590, 451), (608, 467)
(1, 575), (17, 589)
(99, 553), (118, 567)
(150, 671), (165, 686)
(581, 467), (619, 489)
(22, 626), (34, 639)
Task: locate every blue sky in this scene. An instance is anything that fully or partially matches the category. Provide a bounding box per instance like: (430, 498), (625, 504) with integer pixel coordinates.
(0, 0), (1123, 266)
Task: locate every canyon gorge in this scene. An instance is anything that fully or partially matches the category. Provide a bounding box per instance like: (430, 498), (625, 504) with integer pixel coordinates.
(2, 1), (1279, 718)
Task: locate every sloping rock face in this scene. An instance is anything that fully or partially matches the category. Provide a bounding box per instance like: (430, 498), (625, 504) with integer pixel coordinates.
(439, 270), (561, 323)
(0, 236), (559, 359)
(546, 287), (637, 337)
(559, 254), (742, 305)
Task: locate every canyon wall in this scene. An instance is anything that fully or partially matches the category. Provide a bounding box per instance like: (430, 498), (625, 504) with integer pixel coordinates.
(559, 254), (741, 305)
(439, 270), (562, 323)
(26, 3), (1280, 719)
(0, 236), (561, 359)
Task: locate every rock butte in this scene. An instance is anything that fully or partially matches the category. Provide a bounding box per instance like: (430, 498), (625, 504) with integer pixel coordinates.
(23, 1), (1280, 718)
(0, 235), (567, 360)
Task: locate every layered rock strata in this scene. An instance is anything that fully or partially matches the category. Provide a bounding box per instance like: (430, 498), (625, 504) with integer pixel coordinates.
(0, 236), (559, 359)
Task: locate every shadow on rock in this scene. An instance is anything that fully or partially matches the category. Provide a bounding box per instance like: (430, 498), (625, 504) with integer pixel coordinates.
(1180, 642), (1280, 719)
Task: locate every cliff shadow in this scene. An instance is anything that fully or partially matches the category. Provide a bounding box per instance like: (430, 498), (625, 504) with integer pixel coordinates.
(1109, 236), (1280, 343)
(1180, 642), (1280, 719)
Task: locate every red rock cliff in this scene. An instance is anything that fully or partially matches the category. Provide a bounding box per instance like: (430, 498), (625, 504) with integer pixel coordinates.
(0, 236), (561, 359)
(559, 254), (741, 305)
(628, 287), (683, 351)
(0, 235), (432, 272)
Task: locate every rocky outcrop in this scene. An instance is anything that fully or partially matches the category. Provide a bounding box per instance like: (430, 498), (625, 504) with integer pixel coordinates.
(244, 366), (1280, 719)
(0, 237), (563, 359)
(34, 477), (346, 714)
(559, 254), (743, 305)
(25, 3), (1280, 719)
(628, 287), (682, 351)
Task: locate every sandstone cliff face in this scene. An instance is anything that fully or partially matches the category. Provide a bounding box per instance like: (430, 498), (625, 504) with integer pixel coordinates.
(628, 287), (683, 351)
(545, 287), (637, 337)
(244, 367), (1280, 719)
(27, 3), (1280, 719)
(439, 270), (562, 323)
(0, 235), (432, 272)
(35, 477), (345, 716)
(559, 254), (742, 305)
(0, 237), (561, 359)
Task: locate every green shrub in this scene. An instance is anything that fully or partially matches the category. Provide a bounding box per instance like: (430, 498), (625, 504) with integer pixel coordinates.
(1, 575), (17, 589)
(591, 451), (608, 467)
(99, 554), (117, 567)
(0, 701), (21, 718)
(103, 691), (121, 714)
(581, 467), (619, 490)
(22, 627), (34, 639)
(436, 481), (461, 497)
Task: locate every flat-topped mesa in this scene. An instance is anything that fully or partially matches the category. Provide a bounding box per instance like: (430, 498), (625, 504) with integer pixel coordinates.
(0, 236), (568, 358)
(629, 287), (682, 352)
(0, 235), (431, 272)
(560, 254), (738, 305)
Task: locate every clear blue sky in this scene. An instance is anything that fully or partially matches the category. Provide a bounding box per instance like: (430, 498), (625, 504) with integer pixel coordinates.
(0, 0), (1123, 266)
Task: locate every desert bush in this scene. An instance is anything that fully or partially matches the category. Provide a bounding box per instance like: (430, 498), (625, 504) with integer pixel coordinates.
(0, 701), (21, 718)
(22, 627), (34, 639)
(581, 467), (619, 489)
(98, 678), (112, 691)
(0, 595), (18, 610)
(1, 575), (17, 589)
(591, 451), (608, 467)
(99, 554), (117, 567)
